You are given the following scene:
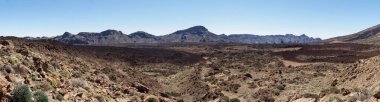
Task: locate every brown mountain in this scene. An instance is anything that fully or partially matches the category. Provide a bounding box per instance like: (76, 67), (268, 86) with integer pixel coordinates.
(325, 24), (380, 44)
(160, 26), (227, 43)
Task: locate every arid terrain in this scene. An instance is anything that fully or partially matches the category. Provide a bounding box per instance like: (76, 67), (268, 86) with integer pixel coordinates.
(2, 34), (380, 102)
(3, 0), (380, 101)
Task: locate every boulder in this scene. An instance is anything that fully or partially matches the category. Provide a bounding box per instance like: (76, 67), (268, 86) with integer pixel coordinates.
(374, 91), (380, 99)
(0, 73), (8, 88)
(0, 40), (14, 49)
(133, 83), (150, 93)
(58, 88), (69, 95)
(42, 62), (53, 73)
(13, 64), (29, 74)
(5, 74), (16, 82)
(1, 65), (13, 74)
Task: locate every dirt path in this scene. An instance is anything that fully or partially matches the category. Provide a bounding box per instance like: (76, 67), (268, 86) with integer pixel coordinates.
(282, 60), (315, 67)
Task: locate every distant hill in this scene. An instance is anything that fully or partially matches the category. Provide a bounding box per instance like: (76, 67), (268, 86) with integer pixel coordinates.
(161, 26), (227, 43)
(53, 30), (162, 45)
(53, 26), (321, 45)
(325, 24), (380, 44)
(228, 34), (320, 44)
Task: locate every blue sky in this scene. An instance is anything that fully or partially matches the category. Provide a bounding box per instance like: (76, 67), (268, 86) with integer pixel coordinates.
(0, 0), (379, 39)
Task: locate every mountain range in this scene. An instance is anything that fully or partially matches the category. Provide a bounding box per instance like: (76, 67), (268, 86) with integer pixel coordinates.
(53, 26), (321, 45)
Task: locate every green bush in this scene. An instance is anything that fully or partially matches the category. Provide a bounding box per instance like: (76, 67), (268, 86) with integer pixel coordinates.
(231, 84), (241, 93)
(302, 93), (319, 99)
(61, 70), (71, 78)
(229, 98), (240, 102)
(30, 73), (37, 81)
(33, 91), (49, 102)
(12, 85), (32, 102)
(56, 94), (63, 101)
(7, 55), (20, 65)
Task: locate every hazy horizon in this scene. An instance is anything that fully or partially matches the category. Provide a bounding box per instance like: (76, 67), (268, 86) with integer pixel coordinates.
(1, 0), (379, 39)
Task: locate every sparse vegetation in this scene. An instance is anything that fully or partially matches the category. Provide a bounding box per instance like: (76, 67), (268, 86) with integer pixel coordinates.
(12, 85), (32, 102)
(302, 93), (319, 99)
(163, 92), (181, 97)
(30, 73), (37, 81)
(56, 94), (64, 101)
(70, 78), (87, 88)
(231, 84), (241, 93)
(21, 59), (33, 67)
(33, 91), (49, 102)
(61, 70), (71, 78)
(33, 83), (53, 92)
(229, 98), (240, 102)
(7, 55), (19, 65)
(49, 78), (59, 88)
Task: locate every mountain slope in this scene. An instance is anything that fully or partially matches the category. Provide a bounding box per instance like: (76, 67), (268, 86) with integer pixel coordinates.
(325, 24), (380, 44)
(54, 30), (130, 45)
(54, 30), (162, 45)
(161, 26), (227, 43)
(128, 31), (162, 43)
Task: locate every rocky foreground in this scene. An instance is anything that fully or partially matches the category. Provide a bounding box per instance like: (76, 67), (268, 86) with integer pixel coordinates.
(0, 37), (193, 102)
(1, 37), (380, 102)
